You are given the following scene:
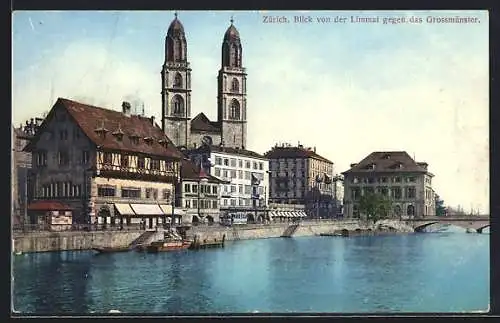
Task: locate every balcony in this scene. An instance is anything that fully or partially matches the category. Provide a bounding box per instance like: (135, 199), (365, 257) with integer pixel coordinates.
(97, 163), (177, 182)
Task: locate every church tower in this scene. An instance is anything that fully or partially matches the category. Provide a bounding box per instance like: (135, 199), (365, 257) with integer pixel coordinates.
(161, 13), (192, 148)
(217, 18), (247, 149)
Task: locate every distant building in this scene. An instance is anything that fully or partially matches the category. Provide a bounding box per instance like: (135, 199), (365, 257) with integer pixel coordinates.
(342, 151), (436, 219)
(264, 143), (338, 218)
(12, 118), (43, 226)
(177, 158), (226, 225)
(24, 98), (184, 228)
(184, 143), (269, 223)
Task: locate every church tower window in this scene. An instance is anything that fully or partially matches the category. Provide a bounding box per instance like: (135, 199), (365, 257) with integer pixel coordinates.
(171, 95), (184, 115)
(229, 99), (240, 120)
(174, 73), (183, 88)
(231, 78), (239, 92)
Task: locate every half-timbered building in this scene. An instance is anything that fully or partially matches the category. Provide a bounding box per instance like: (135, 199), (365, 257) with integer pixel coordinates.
(24, 98), (184, 229)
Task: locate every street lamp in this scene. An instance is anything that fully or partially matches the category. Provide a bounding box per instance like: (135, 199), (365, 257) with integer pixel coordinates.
(315, 174), (323, 219)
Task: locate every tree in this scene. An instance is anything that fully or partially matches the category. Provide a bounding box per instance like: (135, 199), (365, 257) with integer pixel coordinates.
(358, 192), (392, 223)
(435, 195), (446, 216)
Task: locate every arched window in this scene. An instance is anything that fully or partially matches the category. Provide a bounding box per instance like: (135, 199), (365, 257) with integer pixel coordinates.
(171, 95), (184, 115)
(231, 44), (239, 67)
(407, 205), (415, 217)
(174, 73), (183, 88)
(174, 40), (182, 61)
(229, 99), (240, 120)
(394, 205), (402, 218)
(231, 78), (239, 92)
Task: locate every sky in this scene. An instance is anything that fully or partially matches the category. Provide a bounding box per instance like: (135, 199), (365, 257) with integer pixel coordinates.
(12, 10), (489, 213)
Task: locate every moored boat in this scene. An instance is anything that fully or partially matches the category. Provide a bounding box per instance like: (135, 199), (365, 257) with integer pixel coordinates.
(146, 239), (192, 253)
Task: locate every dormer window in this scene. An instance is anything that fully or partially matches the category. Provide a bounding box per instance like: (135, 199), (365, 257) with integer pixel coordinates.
(94, 121), (109, 139)
(112, 123), (125, 142)
(129, 134), (140, 145)
(382, 154), (391, 160)
(158, 139), (168, 149)
(144, 136), (154, 145)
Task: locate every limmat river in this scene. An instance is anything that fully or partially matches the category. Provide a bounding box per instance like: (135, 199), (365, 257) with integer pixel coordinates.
(12, 226), (489, 314)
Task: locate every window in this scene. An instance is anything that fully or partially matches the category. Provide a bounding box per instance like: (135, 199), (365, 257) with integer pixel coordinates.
(229, 99), (240, 120)
(121, 155), (129, 167)
(130, 136), (140, 145)
(245, 185), (252, 194)
(137, 157), (145, 168)
(238, 170), (243, 179)
(245, 161), (251, 168)
(58, 151), (69, 166)
(59, 129), (68, 140)
(193, 200), (198, 208)
(174, 72), (183, 88)
(81, 151), (89, 165)
(253, 162), (258, 170)
(367, 177), (375, 184)
(122, 188), (141, 198)
(212, 200), (218, 209)
(392, 187), (402, 199)
(245, 171), (251, 180)
(36, 151), (47, 167)
(97, 185), (115, 197)
(215, 157), (222, 165)
(163, 189), (171, 201)
(231, 170), (237, 178)
(212, 186), (218, 194)
(394, 177), (401, 183)
(73, 128), (80, 140)
(223, 199), (228, 206)
(238, 184), (243, 193)
(231, 185), (236, 193)
(150, 159), (160, 170)
(238, 159), (243, 168)
(192, 185), (198, 193)
(185, 200), (191, 208)
(103, 152), (112, 164)
(171, 95), (184, 115)
(230, 158), (237, 167)
(259, 162), (264, 170)
(223, 158), (229, 166)
(184, 184), (191, 193)
(146, 188), (158, 199)
(223, 170), (228, 178)
(215, 168), (221, 176)
(230, 199), (236, 206)
(231, 78), (239, 92)
(408, 177), (417, 183)
(408, 187), (416, 199)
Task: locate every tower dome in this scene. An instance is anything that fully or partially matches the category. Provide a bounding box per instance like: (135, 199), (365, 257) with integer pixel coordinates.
(165, 12), (188, 63)
(221, 17), (242, 68)
(167, 13), (185, 37)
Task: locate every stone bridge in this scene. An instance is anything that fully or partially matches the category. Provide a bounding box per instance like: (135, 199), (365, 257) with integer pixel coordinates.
(407, 216), (490, 233)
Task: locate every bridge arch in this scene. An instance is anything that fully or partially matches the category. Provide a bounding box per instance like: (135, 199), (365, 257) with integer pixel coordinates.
(414, 222), (439, 232)
(477, 224), (490, 233)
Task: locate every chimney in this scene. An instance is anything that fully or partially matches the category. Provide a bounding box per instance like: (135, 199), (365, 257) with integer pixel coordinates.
(122, 101), (131, 116)
(150, 115), (155, 126)
(313, 146), (316, 153)
(350, 163), (358, 168)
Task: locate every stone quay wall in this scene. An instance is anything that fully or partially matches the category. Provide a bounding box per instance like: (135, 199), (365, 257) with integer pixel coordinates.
(12, 230), (144, 254)
(12, 219), (413, 254)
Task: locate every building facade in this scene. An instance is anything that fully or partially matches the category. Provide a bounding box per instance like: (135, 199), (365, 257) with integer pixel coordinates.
(177, 158), (225, 225)
(12, 118), (43, 226)
(185, 143), (269, 222)
(161, 14), (248, 150)
(264, 143), (339, 218)
(24, 98), (184, 229)
(342, 151), (436, 219)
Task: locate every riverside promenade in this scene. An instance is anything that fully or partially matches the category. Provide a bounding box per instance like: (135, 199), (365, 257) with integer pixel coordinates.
(12, 219), (413, 254)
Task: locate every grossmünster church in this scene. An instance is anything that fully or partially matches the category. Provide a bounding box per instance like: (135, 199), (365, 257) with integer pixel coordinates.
(161, 13), (248, 150)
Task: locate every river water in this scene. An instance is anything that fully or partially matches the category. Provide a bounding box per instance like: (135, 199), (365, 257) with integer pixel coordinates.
(12, 227), (489, 314)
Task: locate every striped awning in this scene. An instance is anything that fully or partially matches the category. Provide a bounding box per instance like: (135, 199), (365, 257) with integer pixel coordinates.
(298, 212), (307, 217)
(130, 204), (164, 216)
(159, 204), (172, 215)
(269, 212), (276, 218)
(114, 203), (135, 216)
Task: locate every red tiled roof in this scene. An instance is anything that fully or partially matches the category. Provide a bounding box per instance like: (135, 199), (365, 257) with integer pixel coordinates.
(342, 151), (430, 174)
(180, 158), (225, 183)
(264, 146), (333, 164)
(26, 98), (183, 159)
(190, 113), (220, 133)
(28, 200), (73, 211)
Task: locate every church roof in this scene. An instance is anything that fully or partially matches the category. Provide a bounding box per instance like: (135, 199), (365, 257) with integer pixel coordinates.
(223, 23), (240, 41)
(187, 144), (267, 160)
(167, 15), (185, 36)
(24, 98), (184, 160)
(190, 113), (220, 133)
(342, 151), (432, 175)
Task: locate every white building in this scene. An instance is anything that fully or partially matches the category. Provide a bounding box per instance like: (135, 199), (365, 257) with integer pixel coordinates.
(185, 144), (270, 223)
